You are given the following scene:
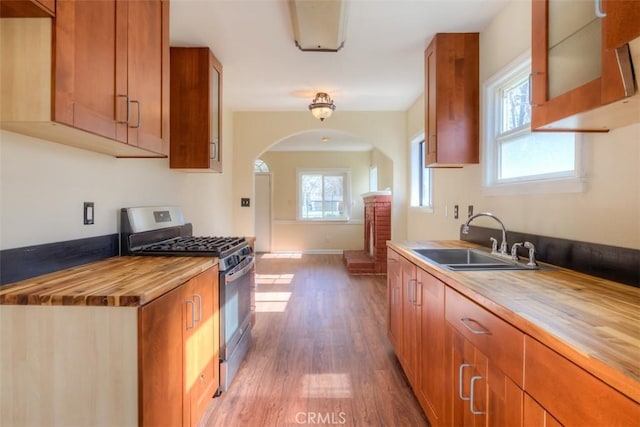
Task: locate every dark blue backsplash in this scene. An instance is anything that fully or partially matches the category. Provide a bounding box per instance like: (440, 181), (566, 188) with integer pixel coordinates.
(0, 234), (119, 286)
(461, 226), (640, 287)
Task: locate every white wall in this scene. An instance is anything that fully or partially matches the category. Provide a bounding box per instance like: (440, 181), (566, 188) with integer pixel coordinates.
(406, 0), (640, 249)
(0, 108), (235, 250)
(232, 111), (408, 242)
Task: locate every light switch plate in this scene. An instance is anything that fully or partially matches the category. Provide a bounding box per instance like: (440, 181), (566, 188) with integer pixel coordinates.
(241, 198), (250, 207)
(84, 202), (94, 225)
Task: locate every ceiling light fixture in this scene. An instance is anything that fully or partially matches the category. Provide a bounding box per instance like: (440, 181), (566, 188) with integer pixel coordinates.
(309, 92), (336, 121)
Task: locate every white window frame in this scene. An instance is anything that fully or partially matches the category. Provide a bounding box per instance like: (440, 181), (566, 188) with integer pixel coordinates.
(482, 50), (585, 196)
(410, 134), (433, 210)
(369, 166), (378, 192)
(296, 168), (351, 222)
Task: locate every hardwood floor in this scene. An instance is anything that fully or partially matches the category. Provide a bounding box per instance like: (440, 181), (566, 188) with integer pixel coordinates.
(199, 254), (429, 427)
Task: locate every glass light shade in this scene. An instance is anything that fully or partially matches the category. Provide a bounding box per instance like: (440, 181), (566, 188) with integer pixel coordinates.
(309, 92), (336, 121)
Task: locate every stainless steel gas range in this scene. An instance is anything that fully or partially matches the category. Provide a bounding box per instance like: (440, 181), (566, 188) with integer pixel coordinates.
(120, 206), (254, 393)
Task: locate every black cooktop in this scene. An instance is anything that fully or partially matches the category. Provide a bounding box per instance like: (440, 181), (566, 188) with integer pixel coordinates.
(135, 236), (248, 258)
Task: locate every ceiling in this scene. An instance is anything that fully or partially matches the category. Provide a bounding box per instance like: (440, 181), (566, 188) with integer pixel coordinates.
(169, 0), (512, 150)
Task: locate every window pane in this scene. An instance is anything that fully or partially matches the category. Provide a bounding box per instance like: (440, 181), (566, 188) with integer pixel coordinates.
(499, 132), (575, 180)
(323, 175), (343, 218)
(301, 175), (322, 218)
(299, 172), (349, 220)
(501, 77), (531, 134)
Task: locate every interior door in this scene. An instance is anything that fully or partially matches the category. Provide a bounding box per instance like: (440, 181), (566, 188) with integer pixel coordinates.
(254, 173), (272, 253)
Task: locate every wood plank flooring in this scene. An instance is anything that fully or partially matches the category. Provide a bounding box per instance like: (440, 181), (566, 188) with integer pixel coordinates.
(199, 254), (428, 427)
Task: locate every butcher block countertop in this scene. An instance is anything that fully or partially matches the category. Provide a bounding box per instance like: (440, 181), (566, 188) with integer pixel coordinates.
(388, 240), (640, 404)
(0, 256), (217, 307)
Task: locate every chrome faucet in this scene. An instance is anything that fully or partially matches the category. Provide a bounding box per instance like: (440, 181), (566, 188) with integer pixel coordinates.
(462, 212), (509, 256)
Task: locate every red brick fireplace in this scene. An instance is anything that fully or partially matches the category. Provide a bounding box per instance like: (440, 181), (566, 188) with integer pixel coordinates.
(343, 191), (391, 274)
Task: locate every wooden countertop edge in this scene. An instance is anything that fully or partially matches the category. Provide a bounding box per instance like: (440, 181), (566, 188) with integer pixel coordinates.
(387, 240), (640, 404)
(0, 257), (218, 307)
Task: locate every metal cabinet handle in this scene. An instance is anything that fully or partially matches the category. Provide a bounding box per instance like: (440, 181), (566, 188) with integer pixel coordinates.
(460, 318), (491, 335)
(459, 363), (472, 401)
(117, 94), (130, 124)
(130, 100), (141, 128)
(470, 375), (486, 415)
(193, 294), (202, 322)
(414, 281), (422, 307)
(186, 300), (195, 330)
(407, 279), (418, 305)
(594, 0), (606, 18)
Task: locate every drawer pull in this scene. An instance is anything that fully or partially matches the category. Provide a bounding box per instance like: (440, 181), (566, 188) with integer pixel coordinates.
(186, 300), (195, 330)
(458, 363), (472, 401)
(470, 375), (486, 415)
(460, 317), (491, 335)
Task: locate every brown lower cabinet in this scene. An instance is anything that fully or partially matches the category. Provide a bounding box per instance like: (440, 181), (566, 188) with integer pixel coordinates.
(387, 251), (640, 426)
(140, 265), (219, 427)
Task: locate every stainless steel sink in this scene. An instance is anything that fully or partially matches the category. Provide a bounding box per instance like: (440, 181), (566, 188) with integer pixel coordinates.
(412, 248), (540, 271)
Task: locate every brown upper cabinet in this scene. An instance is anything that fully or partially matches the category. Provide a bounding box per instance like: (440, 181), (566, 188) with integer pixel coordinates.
(530, 0), (640, 131)
(0, 0), (54, 17)
(603, 0), (640, 49)
(424, 33), (479, 168)
(0, 0), (169, 157)
(170, 47), (223, 172)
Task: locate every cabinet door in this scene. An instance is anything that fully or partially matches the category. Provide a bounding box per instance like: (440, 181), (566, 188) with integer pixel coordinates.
(603, 0), (640, 49)
(170, 47), (223, 171)
(486, 362), (523, 427)
(400, 257), (419, 387)
(523, 393), (562, 427)
(185, 267), (219, 427)
(530, 0), (630, 130)
(54, 0), (125, 142)
(424, 33), (479, 167)
(126, 0), (169, 155)
(417, 268), (445, 426)
(139, 285), (184, 427)
(387, 250), (403, 355)
(449, 326), (488, 427)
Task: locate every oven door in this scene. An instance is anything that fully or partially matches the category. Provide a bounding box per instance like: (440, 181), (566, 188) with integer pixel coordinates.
(219, 255), (255, 361)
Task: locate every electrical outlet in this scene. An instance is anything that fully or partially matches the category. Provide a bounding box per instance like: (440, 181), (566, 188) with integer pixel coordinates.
(84, 202), (94, 225)
(241, 198), (250, 207)
(468, 205), (474, 218)
(454, 204), (459, 219)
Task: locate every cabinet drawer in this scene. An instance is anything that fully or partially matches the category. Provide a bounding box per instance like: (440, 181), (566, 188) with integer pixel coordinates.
(445, 287), (524, 386)
(524, 336), (640, 426)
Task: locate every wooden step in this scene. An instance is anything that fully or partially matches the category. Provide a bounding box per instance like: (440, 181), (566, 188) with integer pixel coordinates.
(343, 250), (377, 275)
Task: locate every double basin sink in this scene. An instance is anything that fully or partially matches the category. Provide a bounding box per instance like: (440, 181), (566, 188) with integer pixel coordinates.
(412, 248), (540, 271)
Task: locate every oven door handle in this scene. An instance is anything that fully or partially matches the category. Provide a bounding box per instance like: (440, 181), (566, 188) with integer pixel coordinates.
(225, 256), (255, 284)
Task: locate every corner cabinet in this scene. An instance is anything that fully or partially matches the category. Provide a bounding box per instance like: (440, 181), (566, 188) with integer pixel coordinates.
(424, 33), (479, 167)
(0, 0), (169, 157)
(170, 47), (223, 172)
(530, 0), (640, 131)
